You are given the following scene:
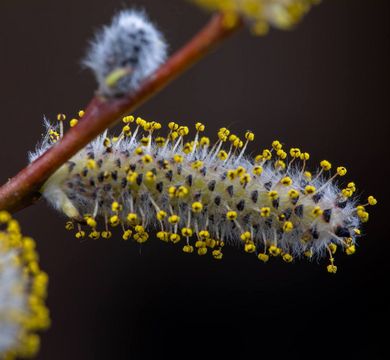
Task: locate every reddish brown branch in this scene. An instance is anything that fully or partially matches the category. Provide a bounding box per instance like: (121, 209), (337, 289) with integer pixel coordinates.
(0, 13), (242, 213)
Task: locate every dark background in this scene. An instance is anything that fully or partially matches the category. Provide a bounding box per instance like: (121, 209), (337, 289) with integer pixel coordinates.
(0, 0), (389, 359)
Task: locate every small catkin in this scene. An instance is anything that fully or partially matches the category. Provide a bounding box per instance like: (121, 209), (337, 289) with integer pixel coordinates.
(31, 114), (376, 273)
(83, 10), (168, 97)
(0, 212), (49, 360)
(191, 0), (319, 34)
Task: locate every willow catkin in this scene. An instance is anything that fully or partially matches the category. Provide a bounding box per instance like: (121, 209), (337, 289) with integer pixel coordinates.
(30, 114), (376, 273)
(0, 212), (49, 360)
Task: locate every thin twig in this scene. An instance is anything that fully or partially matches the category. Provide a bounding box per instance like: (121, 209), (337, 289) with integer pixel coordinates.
(0, 13), (242, 213)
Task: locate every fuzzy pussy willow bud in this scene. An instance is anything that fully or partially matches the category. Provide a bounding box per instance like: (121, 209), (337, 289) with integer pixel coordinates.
(0, 212), (49, 360)
(83, 10), (168, 97)
(30, 114), (376, 273)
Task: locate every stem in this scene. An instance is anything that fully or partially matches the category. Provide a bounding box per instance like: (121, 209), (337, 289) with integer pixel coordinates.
(0, 13), (242, 213)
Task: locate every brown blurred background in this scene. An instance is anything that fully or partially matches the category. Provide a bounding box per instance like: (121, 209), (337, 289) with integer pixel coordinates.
(0, 0), (389, 359)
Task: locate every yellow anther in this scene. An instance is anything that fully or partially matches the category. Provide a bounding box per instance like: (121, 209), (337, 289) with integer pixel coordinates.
(86, 217), (97, 228)
(290, 148), (301, 158)
(262, 149), (272, 160)
(312, 206), (323, 217)
(127, 213), (138, 223)
(122, 115), (134, 123)
(177, 126), (189, 136)
(244, 242), (256, 253)
(252, 166), (263, 175)
(181, 227), (193, 237)
(198, 247), (208, 256)
(65, 221), (74, 231)
(200, 136), (210, 146)
(304, 171), (312, 180)
(57, 113), (66, 121)
(111, 201), (122, 212)
(145, 171), (156, 183)
(183, 245), (194, 253)
(191, 202), (203, 213)
(102, 231), (113, 239)
(195, 122), (205, 132)
(168, 122), (178, 130)
(304, 249), (313, 258)
(134, 225), (145, 233)
(170, 233), (181, 243)
(229, 134), (237, 142)
(126, 171), (138, 184)
(274, 160), (286, 169)
(155, 137), (166, 147)
(199, 230), (210, 240)
(109, 215), (120, 227)
(218, 150), (228, 160)
(168, 215), (180, 224)
(157, 231), (169, 242)
(103, 137), (112, 148)
(368, 196), (377, 206)
(347, 182), (356, 192)
(233, 138), (243, 148)
(346, 245), (356, 255)
(212, 249), (223, 259)
(272, 140), (282, 150)
(140, 137), (149, 146)
(320, 160), (332, 171)
(227, 170), (236, 180)
(327, 264), (337, 274)
(135, 147), (144, 155)
(89, 230), (100, 240)
(191, 160), (203, 169)
(122, 125), (131, 136)
(245, 131), (255, 141)
(86, 159), (96, 169)
(240, 231), (251, 241)
(0, 211), (12, 223)
(258, 253), (269, 262)
(276, 149), (287, 159)
(282, 253), (293, 262)
(136, 117), (146, 126)
(328, 243), (337, 254)
(342, 188), (353, 198)
(157, 210), (167, 220)
(288, 189), (299, 199)
(353, 228), (361, 235)
(235, 166), (246, 175)
(75, 231), (85, 239)
(176, 186), (189, 198)
(240, 173), (251, 185)
(121, 230), (132, 240)
(70, 118), (78, 127)
(304, 185), (316, 194)
(142, 154), (153, 164)
(300, 152), (310, 161)
(358, 210), (369, 222)
(254, 154), (263, 163)
(173, 154), (183, 163)
(337, 166), (347, 176)
(226, 211), (238, 221)
(283, 221), (294, 232)
(78, 110), (85, 118)
(281, 176), (292, 186)
(260, 207), (271, 217)
(195, 240), (206, 248)
(269, 245), (281, 257)
(169, 131), (179, 141)
(206, 238), (216, 248)
(168, 186), (177, 198)
(268, 190), (279, 200)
